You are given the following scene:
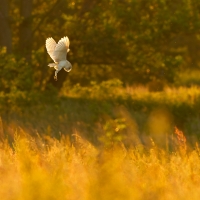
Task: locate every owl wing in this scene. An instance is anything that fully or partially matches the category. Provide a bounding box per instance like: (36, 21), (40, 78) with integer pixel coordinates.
(45, 37), (57, 62)
(53, 36), (70, 62)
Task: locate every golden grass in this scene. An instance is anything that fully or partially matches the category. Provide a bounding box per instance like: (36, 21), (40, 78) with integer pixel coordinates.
(125, 85), (200, 105)
(0, 128), (200, 200)
(62, 80), (200, 106)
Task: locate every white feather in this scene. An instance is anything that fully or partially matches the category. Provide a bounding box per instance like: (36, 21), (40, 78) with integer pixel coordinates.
(45, 36), (72, 80)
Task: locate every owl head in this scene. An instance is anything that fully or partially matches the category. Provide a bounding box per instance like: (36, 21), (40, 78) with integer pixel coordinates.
(64, 62), (72, 72)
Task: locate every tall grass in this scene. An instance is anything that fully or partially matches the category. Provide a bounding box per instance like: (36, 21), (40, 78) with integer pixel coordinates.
(1, 127), (200, 200)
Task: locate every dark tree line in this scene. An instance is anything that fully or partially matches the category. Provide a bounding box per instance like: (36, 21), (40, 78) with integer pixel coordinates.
(1, 0), (200, 92)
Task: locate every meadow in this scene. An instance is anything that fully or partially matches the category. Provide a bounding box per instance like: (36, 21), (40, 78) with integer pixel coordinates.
(0, 123), (200, 200)
(2, 0), (200, 198)
(1, 79), (200, 199)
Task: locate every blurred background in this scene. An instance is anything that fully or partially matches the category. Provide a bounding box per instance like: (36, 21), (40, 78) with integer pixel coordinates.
(1, 0), (200, 148)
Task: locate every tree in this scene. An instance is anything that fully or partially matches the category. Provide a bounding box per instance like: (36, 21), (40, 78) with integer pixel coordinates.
(0, 0), (12, 53)
(1, 0), (200, 92)
(19, 0), (32, 61)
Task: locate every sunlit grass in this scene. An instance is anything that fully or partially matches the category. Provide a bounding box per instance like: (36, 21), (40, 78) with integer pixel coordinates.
(1, 127), (200, 200)
(62, 79), (200, 105)
(175, 70), (200, 86)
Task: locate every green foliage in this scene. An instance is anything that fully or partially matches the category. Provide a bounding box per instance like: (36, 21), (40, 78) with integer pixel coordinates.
(0, 47), (59, 114)
(2, 0), (200, 88)
(0, 47), (34, 111)
(175, 70), (200, 86)
(0, 47), (33, 92)
(99, 118), (127, 146)
(61, 78), (123, 99)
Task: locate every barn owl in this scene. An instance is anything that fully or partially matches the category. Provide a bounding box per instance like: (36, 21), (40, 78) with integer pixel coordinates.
(45, 36), (72, 81)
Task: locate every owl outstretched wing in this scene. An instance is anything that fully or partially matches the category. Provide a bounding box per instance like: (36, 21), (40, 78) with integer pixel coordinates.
(53, 36), (70, 62)
(45, 37), (57, 62)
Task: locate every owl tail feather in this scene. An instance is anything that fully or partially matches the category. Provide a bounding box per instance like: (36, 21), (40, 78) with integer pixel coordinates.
(48, 63), (57, 67)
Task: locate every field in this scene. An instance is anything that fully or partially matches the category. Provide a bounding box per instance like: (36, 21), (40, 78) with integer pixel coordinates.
(2, 1), (200, 199)
(0, 125), (200, 200)
(1, 82), (200, 199)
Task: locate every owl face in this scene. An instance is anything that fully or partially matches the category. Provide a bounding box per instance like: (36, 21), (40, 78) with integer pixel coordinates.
(64, 64), (72, 72)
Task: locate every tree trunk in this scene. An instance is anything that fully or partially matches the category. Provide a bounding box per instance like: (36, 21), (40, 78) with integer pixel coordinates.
(19, 0), (32, 61)
(0, 0), (12, 53)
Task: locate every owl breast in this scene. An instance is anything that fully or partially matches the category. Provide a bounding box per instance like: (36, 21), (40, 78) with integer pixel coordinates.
(58, 60), (67, 67)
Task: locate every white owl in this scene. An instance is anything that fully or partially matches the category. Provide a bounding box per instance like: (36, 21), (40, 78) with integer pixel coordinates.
(45, 36), (72, 81)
